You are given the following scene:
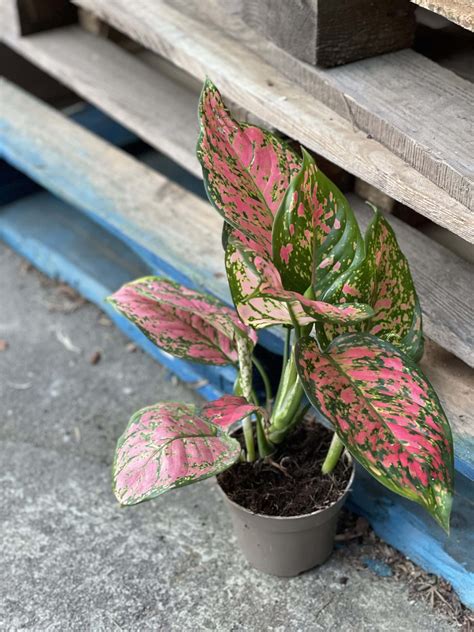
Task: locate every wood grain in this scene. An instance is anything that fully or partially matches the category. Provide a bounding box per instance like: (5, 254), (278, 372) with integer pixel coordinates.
(202, 0), (473, 211)
(67, 0), (473, 242)
(2, 26), (201, 177)
(233, 0), (415, 67)
(412, 0), (474, 31)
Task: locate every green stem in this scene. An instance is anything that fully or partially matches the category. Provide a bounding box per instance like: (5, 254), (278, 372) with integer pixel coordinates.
(321, 433), (344, 474)
(243, 416), (256, 462)
(252, 356), (272, 410)
(283, 327), (291, 369)
(268, 345), (304, 438)
(256, 414), (274, 458)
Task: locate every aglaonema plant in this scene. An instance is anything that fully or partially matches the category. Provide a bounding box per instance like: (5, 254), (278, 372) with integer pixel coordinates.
(108, 79), (454, 532)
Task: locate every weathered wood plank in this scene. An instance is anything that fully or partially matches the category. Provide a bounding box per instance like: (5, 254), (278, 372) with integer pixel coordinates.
(0, 0), (21, 36)
(201, 0), (474, 211)
(225, 0), (415, 67)
(412, 0), (474, 31)
(348, 194), (474, 369)
(2, 26), (201, 177)
(68, 0), (473, 241)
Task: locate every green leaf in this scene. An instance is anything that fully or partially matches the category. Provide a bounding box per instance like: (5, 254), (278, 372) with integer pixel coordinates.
(272, 148), (364, 297)
(321, 208), (423, 361)
(296, 333), (454, 531)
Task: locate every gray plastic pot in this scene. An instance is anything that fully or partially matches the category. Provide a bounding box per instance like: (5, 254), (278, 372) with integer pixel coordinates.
(218, 456), (355, 577)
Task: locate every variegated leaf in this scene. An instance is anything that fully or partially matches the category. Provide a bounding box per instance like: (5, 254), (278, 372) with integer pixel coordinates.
(201, 394), (265, 430)
(129, 276), (256, 344)
(108, 278), (255, 366)
(226, 240), (295, 328)
(197, 78), (300, 255)
(321, 209), (423, 361)
(273, 148), (364, 295)
(226, 235), (374, 329)
(296, 333), (454, 531)
(113, 401), (241, 505)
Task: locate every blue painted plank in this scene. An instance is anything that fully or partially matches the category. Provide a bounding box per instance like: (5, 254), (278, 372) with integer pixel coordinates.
(0, 191), (236, 400)
(0, 103), (136, 206)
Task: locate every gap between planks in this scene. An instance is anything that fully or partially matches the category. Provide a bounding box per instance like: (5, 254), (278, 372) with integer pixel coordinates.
(66, 0), (473, 242)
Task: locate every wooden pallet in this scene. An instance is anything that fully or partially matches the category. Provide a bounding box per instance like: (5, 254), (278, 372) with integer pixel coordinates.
(0, 0), (473, 608)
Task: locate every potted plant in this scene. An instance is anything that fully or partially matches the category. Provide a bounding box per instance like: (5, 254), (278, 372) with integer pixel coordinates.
(108, 79), (454, 576)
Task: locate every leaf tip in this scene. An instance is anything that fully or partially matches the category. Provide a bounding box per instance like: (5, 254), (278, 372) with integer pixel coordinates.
(433, 488), (453, 535)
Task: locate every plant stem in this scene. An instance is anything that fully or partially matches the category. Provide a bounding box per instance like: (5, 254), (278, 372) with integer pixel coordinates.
(268, 345), (304, 438)
(283, 327), (291, 370)
(243, 416), (256, 462)
(321, 433), (344, 474)
(256, 414), (274, 457)
(252, 356), (272, 410)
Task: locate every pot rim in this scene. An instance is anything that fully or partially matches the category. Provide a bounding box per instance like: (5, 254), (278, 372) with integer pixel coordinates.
(217, 451), (355, 522)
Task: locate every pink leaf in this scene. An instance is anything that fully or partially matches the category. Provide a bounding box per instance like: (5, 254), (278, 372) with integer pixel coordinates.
(272, 148), (364, 294)
(113, 402), (241, 505)
(296, 333), (454, 531)
(201, 394), (266, 430)
(108, 277), (256, 366)
(197, 78), (300, 255)
(226, 235), (374, 329)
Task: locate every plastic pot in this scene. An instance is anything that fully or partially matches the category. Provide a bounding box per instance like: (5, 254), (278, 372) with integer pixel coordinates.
(218, 456), (354, 577)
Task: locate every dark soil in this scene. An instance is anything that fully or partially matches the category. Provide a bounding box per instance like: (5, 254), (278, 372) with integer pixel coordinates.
(217, 418), (352, 516)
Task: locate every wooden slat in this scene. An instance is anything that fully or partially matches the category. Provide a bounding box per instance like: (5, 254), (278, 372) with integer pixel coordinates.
(412, 0), (474, 31)
(2, 26), (201, 178)
(202, 0), (473, 211)
(0, 0), (21, 36)
(4, 28), (473, 368)
(67, 0), (473, 243)
(0, 77), (472, 478)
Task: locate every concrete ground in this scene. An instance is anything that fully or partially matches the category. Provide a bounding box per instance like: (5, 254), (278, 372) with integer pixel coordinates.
(0, 244), (455, 631)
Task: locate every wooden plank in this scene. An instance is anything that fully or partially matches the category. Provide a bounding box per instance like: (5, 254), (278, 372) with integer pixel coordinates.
(348, 194), (474, 368)
(412, 0), (474, 31)
(2, 26), (201, 178)
(201, 0), (473, 211)
(0, 0), (21, 36)
(350, 467), (474, 610)
(228, 0), (415, 68)
(68, 0), (473, 242)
